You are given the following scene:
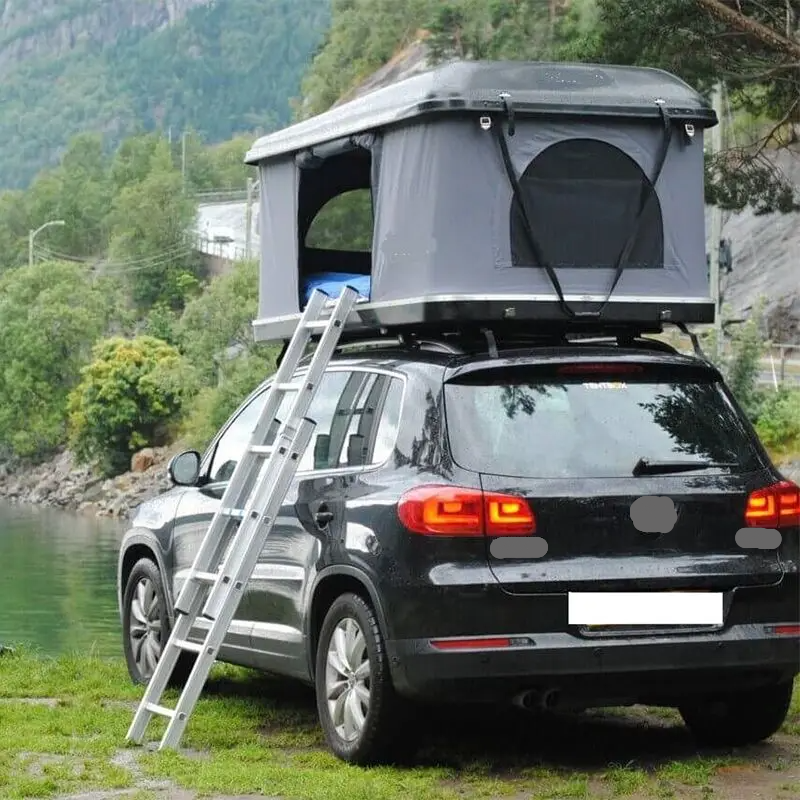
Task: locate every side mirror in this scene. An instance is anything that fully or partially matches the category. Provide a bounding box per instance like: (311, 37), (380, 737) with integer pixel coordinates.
(168, 450), (201, 486)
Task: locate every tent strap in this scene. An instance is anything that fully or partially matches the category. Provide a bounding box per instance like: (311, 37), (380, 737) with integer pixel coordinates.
(592, 102), (673, 317)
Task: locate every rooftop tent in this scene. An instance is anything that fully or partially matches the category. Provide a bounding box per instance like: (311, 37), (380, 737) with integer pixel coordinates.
(245, 60), (718, 343)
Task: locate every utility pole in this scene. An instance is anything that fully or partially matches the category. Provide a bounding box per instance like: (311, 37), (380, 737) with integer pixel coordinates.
(709, 82), (724, 358)
(245, 177), (258, 260)
(28, 219), (66, 268)
(181, 131), (188, 188)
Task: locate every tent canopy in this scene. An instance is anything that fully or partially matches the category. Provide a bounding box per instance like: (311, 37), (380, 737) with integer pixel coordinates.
(247, 61), (717, 343)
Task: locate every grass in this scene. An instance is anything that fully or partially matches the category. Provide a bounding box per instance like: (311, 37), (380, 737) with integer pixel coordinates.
(1, 650), (799, 799)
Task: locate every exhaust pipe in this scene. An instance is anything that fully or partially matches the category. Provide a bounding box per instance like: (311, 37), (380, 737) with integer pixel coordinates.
(513, 688), (560, 712)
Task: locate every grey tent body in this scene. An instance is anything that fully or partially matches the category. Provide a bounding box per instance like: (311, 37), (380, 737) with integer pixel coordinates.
(245, 60), (718, 343)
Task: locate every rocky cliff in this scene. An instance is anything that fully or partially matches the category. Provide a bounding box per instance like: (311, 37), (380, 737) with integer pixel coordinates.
(0, 0), (210, 73)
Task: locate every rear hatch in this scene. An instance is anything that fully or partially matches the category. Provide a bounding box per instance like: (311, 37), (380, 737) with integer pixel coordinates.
(443, 353), (785, 597)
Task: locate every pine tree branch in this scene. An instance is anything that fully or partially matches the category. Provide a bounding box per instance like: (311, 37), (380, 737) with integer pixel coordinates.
(693, 0), (800, 59)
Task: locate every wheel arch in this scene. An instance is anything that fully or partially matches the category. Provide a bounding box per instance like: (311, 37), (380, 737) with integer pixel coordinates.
(118, 531), (173, 623)
(306, 566), (392, 680)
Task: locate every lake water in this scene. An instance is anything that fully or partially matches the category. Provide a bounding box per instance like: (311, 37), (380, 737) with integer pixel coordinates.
(0, 503), (125, 657)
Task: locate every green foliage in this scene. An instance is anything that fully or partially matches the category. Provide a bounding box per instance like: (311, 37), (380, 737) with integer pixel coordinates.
(106, 139), (201, 310)
(755, 386), (800, 456)
(561, 0), (800, 214)
(299, 0), (435, 118)
(703, 306), (767, 419)
(177, 258), (261, 385)
(181, 350), (278, 452)
(0, 261), (109, 459)
(427, 0), (558, 63)
(0, 0), (330, 189)
(68, 335), (198, 476)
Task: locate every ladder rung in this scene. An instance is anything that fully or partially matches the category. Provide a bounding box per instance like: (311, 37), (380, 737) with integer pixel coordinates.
(304, 320), (330, 331)
(145, 702), (176, 719)
(221, 506), (245, 518)
(190, 570), (219, 584)
(274, 382), (300, 391)
(249, 445), (272, 456)
(174, 639), (204, 655)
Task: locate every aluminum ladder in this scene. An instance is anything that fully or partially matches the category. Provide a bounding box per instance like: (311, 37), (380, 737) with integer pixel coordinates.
(126, 286), (360, 750)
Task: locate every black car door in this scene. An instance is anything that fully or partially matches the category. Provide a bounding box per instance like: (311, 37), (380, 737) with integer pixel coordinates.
(245, 367), (406, 680)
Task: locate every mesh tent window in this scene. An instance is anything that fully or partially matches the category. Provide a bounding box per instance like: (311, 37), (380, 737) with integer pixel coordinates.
(510, 138), (664, 270)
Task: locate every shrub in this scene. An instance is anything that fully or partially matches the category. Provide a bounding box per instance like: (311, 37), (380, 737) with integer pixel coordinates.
(754, 387), (800, 458)
(68, 335), (198, 476)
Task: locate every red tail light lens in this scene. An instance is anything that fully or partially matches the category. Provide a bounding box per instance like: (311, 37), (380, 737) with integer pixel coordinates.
(397, 485), (536, 536)
(558, 363), (644, 375)
(745, 481), (800, 528)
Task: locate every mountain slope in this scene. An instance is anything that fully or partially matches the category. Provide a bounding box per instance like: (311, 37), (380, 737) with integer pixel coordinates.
(0, 0), (330, 188)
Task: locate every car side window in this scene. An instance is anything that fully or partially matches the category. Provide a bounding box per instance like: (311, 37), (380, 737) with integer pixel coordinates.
(208, 386), (292, 483)
(298, 370), (361, 472)
(337, 374), (404, 467)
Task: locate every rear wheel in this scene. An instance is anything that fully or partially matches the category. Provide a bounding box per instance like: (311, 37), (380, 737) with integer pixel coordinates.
(315, 593), (409, 764)
(121, 558), (195, 687)
(679, 680), (794, 747)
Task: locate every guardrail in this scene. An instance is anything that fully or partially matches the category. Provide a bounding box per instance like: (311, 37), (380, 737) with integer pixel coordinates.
(193, 189), (249, 204)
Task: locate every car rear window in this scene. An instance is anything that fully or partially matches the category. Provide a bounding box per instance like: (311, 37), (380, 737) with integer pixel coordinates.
(444, 365), (760, 479)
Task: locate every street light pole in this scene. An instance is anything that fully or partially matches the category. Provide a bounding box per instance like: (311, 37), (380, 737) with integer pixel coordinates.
(28, 219), (66, 267)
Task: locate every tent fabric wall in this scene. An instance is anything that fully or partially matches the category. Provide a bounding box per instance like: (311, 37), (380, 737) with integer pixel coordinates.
(258, 158), (299, 321)
(370, 117), (708, 304)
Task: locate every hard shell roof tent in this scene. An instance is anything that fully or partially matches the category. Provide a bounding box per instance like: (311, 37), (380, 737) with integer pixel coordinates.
(245, 60), (718, 345)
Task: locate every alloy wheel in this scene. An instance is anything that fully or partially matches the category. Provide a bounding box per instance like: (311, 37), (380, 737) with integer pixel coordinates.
(128, 576), (163, 679)
(325, 617), (372, 742)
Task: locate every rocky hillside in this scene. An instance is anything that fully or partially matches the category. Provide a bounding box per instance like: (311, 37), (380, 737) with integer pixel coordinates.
(0, 0), (208, 70)
(0, 0), (330, 188)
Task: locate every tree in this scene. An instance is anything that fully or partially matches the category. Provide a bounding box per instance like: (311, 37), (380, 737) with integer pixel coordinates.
(0, 261), (110, 459)
(177, 257), (264, 385)
(561, 0), (800, 213)
(26, 133), (113, 258)
(68, 335), (199, 476)
(106, 139), (201, 310)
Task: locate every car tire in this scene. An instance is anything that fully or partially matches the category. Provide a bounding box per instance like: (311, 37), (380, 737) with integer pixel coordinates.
(315, 592), (409, 765)
(121, 558), (195, 688)
(678, 679), (794, 747)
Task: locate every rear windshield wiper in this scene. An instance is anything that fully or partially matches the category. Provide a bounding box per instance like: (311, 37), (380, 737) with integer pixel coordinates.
(632, 458), (739, 477)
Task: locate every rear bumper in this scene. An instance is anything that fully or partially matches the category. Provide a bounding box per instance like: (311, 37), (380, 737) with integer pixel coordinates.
(387, 624), (800, 704)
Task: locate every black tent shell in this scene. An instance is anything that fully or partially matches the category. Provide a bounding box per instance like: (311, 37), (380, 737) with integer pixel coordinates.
(247, 60), (717, 344)
(245, 61), (716, 165)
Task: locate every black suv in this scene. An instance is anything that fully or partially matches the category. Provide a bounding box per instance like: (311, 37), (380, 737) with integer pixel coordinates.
(117, 335), (800, 764)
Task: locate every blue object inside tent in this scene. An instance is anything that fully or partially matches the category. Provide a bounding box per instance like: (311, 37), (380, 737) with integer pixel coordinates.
(302, 272), (371, 305)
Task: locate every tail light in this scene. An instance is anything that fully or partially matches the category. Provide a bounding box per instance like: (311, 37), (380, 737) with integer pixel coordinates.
(397, 485), (536, 537)
(558, 363), (644, 375)
(745, 481), (800, 528)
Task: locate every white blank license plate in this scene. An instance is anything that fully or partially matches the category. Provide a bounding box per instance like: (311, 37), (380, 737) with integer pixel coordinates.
(568, 592), (724, 627)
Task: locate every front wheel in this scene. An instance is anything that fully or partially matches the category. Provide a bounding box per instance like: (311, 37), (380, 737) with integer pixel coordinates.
(679, 680), (794, 747)
(315, 593), (409, 765)
(121, 558), (194, 687)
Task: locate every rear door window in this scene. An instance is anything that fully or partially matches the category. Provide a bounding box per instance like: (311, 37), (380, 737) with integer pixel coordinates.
(444, 365), (761, 479)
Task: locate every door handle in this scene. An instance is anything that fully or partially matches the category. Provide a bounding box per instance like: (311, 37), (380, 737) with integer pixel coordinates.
(315, 507), (335, 527)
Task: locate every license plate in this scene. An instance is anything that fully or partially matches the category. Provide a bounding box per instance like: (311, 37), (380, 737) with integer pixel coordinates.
(569, 592), (724, 627)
